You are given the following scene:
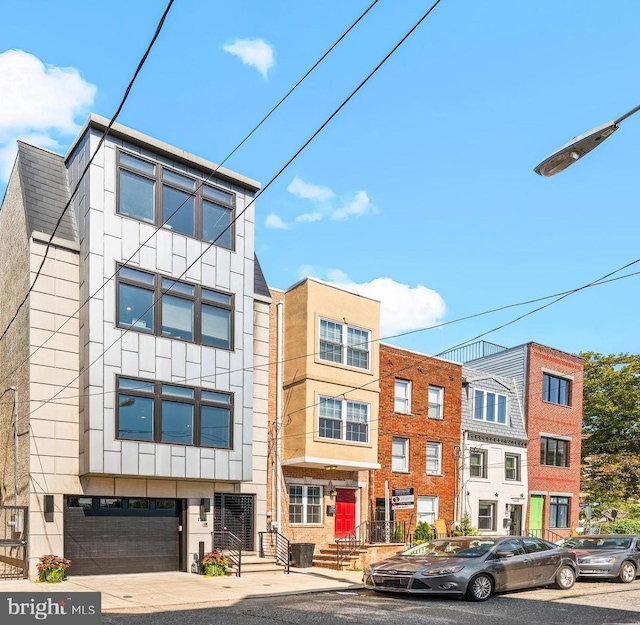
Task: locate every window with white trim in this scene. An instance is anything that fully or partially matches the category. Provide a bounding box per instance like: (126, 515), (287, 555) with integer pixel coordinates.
(426, 442), (442, 475)
(288, 485), (322, 524)
(478, 501), (496, 531)
(394, 379), (411, 413)
(417, 496), (438, 525)
(505, 453), (521, 480)
(318, 396), (369, 443)
(470, 448), (487, 478)
(392, 437), (409, 472)
(319, 318), (370, 370)
(473, 389), (507, 424)
(428, 385), (444, 419)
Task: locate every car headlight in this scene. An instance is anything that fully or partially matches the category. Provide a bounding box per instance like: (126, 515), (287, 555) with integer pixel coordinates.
(421, 565), (464, 576)
(582, 557), (617, 564)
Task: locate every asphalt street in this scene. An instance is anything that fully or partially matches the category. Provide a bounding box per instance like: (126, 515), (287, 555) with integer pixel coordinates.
(100, 580), (640, 625)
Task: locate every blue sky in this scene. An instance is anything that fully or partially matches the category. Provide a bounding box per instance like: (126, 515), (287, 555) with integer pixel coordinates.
(1, 0), (639, 359)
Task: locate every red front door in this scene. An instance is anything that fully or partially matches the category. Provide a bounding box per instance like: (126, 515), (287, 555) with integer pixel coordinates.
(335, 489), (356, 538)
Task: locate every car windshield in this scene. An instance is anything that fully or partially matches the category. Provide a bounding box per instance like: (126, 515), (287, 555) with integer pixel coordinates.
(559, 537), (631, 550)
(400, 539), (497, 558)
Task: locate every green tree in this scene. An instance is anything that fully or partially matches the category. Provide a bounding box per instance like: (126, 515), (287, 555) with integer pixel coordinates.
(580, 352), (640, 506)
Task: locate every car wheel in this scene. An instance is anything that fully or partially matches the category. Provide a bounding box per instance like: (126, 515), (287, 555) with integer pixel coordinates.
(618, 561), (637, 584)
(465, 573), (494, 601)
(554, 565), (576, 590)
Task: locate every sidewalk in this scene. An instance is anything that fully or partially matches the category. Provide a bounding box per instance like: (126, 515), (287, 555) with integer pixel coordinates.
(0, 567), (365, 614)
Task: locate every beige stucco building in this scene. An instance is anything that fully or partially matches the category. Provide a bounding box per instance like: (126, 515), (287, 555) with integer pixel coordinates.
(268, 278), (380, 554)
(0, 115), (270, 579)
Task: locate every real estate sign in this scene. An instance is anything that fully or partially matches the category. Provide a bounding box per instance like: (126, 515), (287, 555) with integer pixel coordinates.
(391, 487), (414, 510)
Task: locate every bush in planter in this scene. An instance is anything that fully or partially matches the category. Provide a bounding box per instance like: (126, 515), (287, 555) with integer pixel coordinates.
(37, 555), (70, 583)
(413, 521), (434, 544)
(201, 550), (229, 576)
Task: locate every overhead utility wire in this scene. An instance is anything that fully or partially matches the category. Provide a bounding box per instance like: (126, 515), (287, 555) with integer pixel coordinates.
(0, 0), (175, 346)
(24, 0), (447, 420)
(2, 264), (637, 408)
(0, 0), (381, 390)
(281, 256), (640, 427)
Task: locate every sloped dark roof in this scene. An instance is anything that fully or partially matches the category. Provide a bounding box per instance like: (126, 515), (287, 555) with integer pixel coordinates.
(254, 254), (271, 299)
(17, 142), (76, 243)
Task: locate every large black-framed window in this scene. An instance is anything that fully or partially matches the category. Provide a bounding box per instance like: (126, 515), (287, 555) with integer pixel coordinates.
(549, 496), (570, 528)
(116, 376), (233, 448)
(542, 373), (572, 406)
(540, 436), (569, 467)
(117, 149), (235, 250)
(116, 265), (233, 349)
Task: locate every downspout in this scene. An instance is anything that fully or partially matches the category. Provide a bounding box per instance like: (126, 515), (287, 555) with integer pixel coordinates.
(461, 430), (468, 519)
(10, 387), (18, 504)
(275, 301), (284, 530)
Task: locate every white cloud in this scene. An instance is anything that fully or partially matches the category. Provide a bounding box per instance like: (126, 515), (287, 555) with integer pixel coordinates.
(265, 213), (289, 229)
(223, 39), (275, 79)
(301, 268), (447, 338)
(295, 211), (323, 223)
(0, 49), (96, 182)
(288, 176), (335, 202)
(331, 190), (375, 220)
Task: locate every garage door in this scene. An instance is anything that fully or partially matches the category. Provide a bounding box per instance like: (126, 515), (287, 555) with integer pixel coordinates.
(64, 496), (181, 576)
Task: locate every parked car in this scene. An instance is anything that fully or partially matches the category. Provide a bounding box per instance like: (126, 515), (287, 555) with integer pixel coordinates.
(362, 535), (577, 601)
(555, 535), (640, 583)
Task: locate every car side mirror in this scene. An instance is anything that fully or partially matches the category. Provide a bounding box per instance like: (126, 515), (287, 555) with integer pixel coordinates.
(496, 549), (514, 559)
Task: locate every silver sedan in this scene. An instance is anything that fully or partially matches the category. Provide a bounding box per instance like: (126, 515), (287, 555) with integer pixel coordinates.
(556, 535), (640, 583)
(363, 536), (578, 601)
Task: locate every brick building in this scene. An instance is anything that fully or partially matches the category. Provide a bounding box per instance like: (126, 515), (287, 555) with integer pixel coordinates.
(441, 341), (583, 539)
(372, 344), (462, 539)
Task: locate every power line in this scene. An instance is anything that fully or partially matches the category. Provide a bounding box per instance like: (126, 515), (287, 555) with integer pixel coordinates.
(0, 0), (382, 390)
(1, 264), (637, 409)
(0, 0), (176, 345)
(22, 0), (447, 421)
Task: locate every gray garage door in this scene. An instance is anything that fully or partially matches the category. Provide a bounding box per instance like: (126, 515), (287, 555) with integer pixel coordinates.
(64, 496), (182, 576)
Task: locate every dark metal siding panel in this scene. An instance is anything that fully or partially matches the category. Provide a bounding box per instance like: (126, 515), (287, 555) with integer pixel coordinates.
(64, 507), (180, 576)
(253, 254), (271, 299)
(16, 142), (76, 243)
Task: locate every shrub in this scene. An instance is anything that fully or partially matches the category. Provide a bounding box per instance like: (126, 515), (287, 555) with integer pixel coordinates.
(413, 521), (434, 544)
(598, 519), (640, 534)
(451, 514), (477, 536)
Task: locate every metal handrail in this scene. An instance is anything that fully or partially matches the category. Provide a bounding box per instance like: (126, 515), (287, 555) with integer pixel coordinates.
(212, 529), (242, 577)
(258, 530), (290, 574)
(526, 528), (566, 543)
(336, 520), (369, 568)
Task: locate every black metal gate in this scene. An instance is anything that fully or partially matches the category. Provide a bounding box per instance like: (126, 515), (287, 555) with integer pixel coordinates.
(0, 506), (28, 579)
(214, 494), (254, 551)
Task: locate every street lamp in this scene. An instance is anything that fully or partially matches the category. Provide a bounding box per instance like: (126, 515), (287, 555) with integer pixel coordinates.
(534, 103), (640, 177)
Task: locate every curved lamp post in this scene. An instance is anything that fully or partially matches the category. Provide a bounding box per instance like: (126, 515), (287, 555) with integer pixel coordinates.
(534, 104), (640, 176)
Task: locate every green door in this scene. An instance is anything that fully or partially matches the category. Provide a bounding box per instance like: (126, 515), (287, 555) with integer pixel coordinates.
(529, 495), (544, 535)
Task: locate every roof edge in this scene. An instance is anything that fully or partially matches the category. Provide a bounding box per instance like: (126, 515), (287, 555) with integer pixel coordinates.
(66, 114), (261, 193)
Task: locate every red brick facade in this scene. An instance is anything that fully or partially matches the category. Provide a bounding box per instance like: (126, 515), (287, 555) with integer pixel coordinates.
(372, 345), (462, 535)
(525, 343), (583, 537)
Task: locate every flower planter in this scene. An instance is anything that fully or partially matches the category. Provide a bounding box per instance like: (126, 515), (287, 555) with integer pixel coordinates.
(40, 568), (65, 583)
(203, 564), (225, 577)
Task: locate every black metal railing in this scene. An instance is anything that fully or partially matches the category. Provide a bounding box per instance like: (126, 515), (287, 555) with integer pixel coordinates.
(0, 506), (28, 580)
(212, 529), (242, 577)
(527, 528), (565, 543)
(369, 520), (407, 544)
(336, 520), (368, 569)
(258, 530), (290, 574)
